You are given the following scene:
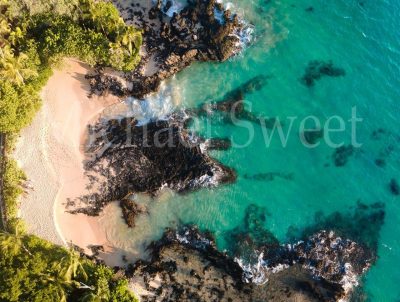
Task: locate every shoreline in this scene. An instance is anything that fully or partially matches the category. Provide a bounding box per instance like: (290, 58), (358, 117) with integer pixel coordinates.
(12, 0), (246, 267)
(14, 59), (122, 257)
(14, 57), (171, 268)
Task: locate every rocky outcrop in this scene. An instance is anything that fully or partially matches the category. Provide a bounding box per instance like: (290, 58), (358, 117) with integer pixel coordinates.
(120, 199), (148, 228)
(129, 225), (374, 302)
(68, 114), (236, 216)
(89, 0), (250, 99)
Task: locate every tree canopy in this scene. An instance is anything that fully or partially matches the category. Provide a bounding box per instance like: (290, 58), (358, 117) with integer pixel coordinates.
(0, 0), (142, 133)
(0, 1), (141, 300)
(0, 232), (138, 302)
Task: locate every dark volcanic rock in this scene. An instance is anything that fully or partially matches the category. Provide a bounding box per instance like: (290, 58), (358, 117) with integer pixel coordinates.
(130, 225), (374, 302)
(69, 115), (236, 215)
(288, 231), (372, 285)
(301, 60), (345, 87)
(120, 198), (148, 228)
(134, 0), (246, 96)
(204, 138), (232, 150)
(85, 70), (126, 98)
(289, 201), (385, 255)
(91, 0), (249, 99)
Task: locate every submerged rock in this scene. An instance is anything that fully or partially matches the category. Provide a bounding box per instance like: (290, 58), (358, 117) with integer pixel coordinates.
(130, 224), (374, 302)
(389, 178), (400, 196)
(69, 115), (236, 215)
(301, 60), (345, 87)
(227, 203), (384, 299)
(224, 204), (280, 264)
(332, 145), (355, 167)
(120, 198), (148, 228)
(301, 128), (324, 145)
(243, 172), (294, 181)
(290, 201), (385, 256)
(194, 75), (278, 128)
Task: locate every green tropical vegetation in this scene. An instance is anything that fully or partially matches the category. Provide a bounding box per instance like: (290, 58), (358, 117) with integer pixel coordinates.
(0, 0), (142, 133)
(0, 0), (142, 300)
(2, 157), (26, 233)
(0, 231), (138, 302)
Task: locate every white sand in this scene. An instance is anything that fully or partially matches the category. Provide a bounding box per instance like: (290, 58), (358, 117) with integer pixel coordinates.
(14, 56), (179, 270)
(14, 59), (122, 257)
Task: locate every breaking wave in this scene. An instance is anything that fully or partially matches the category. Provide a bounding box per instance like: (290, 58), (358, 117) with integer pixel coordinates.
(102, 81), (178, 125)
(157, 0), (187, 17)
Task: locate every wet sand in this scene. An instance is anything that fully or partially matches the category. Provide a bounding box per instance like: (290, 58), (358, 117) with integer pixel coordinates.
(14, 59), (129, 265)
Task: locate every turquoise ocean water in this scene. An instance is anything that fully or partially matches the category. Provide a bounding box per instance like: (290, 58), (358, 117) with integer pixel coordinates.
(121, 0), (400, 300)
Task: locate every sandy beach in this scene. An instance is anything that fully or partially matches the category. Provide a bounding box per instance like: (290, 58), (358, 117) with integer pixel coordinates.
(14, 59), (127, 263)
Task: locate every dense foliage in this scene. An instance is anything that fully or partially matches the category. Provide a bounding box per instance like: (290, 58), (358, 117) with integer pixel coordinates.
(0, 232), (138, 302)
(2, 158), (26, 233)
(0, 0), (142, 133)
(0, 148), (138, 302)
(0, 1), (141, 300)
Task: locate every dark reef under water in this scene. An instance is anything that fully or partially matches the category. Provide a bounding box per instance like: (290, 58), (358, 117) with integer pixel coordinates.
(129, 198), (385, 302)
(192, 75), (278, 129)
(300, 60), (346, 87)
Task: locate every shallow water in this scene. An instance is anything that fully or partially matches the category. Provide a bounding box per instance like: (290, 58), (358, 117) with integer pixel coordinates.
(104, 0), (400, 300)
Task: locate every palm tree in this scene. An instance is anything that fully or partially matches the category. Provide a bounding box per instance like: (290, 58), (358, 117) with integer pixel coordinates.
(0, 228), (32, 257)
(0, 16), (10, 47)
(0, 231), (21, 255)
(57, 248), (88, 283)
(40, 248), (89, 301)
(0, 47), (38, 85)
(8, 26), (24, 46)
(0, 17), (10, 35)
(41, 278), (70, 302)
(83, 0), (108, 35)
(79, 283), (110, 302)
(118, 26), (142, 55)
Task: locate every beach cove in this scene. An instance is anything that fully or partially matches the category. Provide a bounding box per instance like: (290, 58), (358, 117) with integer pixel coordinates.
(9, 0), (400, 301)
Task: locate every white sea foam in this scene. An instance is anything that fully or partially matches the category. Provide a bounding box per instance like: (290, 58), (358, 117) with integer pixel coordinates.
(175, 228), (213, 249)
(234, 252), (270, 285)
(214, 6), (225, 24)
(234, 237), (363, 302)
(232, 23), (255, 49)
(119, 82), (176, 126)
(216, 0), (255, 50)
(184, 165), (221, 190)
(156, 0), (187, 17)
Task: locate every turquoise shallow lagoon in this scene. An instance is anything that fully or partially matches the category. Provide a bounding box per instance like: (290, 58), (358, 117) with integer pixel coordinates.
(123, 0), (400, 300)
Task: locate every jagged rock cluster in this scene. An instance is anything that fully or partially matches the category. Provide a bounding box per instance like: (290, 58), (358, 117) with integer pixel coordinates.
(129, 225), (374, 302)
(304, 232), (371, 283)
(88, 0), (247, 99)
(68, 115), (236, 216)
